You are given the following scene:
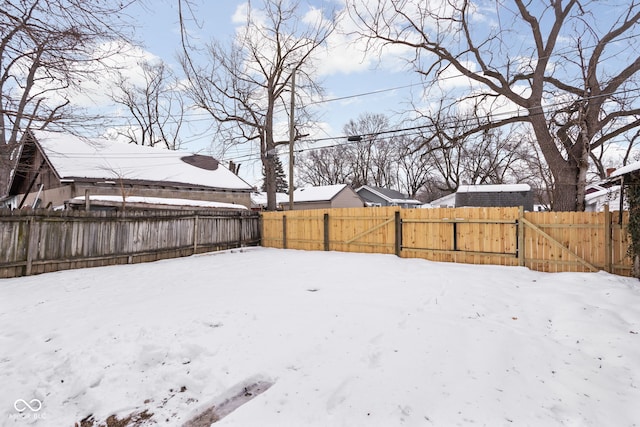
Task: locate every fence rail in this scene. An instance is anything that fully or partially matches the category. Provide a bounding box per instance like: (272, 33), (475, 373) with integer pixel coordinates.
(0, 209), (260, 278)
(261, 206), (632, 276)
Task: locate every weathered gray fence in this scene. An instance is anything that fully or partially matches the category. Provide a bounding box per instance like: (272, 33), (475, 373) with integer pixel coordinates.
(0, 209), (260, 278)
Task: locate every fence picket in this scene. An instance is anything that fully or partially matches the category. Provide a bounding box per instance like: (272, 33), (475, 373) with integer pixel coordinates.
(261, 207), (633, 276)
(0, 209), (260, 278)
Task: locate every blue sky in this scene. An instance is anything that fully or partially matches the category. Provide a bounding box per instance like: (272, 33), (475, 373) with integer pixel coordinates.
(116, 0), (420, 186)
(105, 0), (639, 187)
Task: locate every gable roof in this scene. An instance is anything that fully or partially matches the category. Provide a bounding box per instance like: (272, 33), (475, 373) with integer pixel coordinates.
(26, 130), (253, 191)
(356, 185), (421, 205)
(293, 184), (348, 202)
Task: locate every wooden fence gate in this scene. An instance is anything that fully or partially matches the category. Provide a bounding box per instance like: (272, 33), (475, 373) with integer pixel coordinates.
(262, 206), (631, 276)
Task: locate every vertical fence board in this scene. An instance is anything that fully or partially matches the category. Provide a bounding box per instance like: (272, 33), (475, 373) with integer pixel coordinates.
(259, 207), (632, 276)
(0, 209), (260, 278)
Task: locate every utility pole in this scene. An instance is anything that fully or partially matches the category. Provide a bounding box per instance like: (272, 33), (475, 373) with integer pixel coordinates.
(288, 68), (296, 210)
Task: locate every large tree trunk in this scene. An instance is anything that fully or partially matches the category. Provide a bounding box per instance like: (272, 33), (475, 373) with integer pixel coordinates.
(529, 116), (582, 211)
(552, 166), (579, 211)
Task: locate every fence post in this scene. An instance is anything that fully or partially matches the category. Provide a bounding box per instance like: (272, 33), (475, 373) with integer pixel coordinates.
(324, 213), (330, 251)
(25, 217), (39, 276)
(604, 204), (612, 273)
(238, 215), (243, 248)
(282, 215), (287, 249)
(394, 210), (402, 257)
(517, 206), (525, 267)
(452, 222), (458, 251)
(193, 215), (199, 254)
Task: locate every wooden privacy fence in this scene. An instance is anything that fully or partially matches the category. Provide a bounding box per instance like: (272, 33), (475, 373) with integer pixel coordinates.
(0, 209), (260, 278)
(262, 206), (632, 276)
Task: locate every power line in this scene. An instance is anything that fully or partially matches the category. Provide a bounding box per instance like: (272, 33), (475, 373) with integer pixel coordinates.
(217, 85), (640, 163)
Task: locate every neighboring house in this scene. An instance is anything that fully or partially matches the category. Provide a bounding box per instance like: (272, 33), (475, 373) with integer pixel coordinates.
(8, 130), (254, 209)
(65, 195), (247, 212)
(250, 191), (289, 211)
(280, 184), (365, 210)
(355, 185), (422, 208)
(424, 192), (456, 208)
(608, 162), (640, 211)
(0, 195), (19, 210)
(428, 184), (534, 211)
(584, 185), (622, 212)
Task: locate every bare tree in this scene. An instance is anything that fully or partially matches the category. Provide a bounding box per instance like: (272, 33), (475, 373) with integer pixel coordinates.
(179, 0), (335, 210)
(110, 60), (185, 150)
(296, 145), (353, 186)
(343, 112), (396, 188)
(394, 135), (434, 198)
(408, 105), (537, 200)
(0, 0), (138, 196)
(349, 0), (640, 211)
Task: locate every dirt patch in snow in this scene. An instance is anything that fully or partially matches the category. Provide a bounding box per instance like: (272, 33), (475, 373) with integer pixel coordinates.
(75, 409), (153, 427)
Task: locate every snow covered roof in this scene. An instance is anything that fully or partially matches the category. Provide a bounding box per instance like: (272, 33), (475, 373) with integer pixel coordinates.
(457, 184), (531, 193)
(250, 192), (289, 208)
(293, 184), (348, 202)
(356, 185), (422, 205)
(69, 195), (248, 210)
(30, 130), (253, 191)
(609, 161), (640, 179)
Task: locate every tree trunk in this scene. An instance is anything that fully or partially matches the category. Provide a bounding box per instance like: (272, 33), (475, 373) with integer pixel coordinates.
(552, 167), (579, 211)
(265, 90), (277, 211)
(575, 141), (590, 212)
(264, 154), (276, 211)
(0, 141), (19, 197)
(529, 116), (581, 211)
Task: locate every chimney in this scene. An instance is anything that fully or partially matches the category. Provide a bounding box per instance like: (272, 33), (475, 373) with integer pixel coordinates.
(606, 167), (616, 177)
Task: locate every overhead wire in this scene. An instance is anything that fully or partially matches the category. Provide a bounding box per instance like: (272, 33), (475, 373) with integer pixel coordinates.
(5, 31), (640, 165)
(217, 85), (640, 163)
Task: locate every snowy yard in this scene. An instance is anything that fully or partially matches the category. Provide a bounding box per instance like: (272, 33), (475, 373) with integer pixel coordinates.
(2, 247), (640, 426)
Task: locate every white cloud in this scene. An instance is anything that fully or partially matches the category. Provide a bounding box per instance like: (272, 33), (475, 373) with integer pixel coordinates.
(36, 40), (165, 110)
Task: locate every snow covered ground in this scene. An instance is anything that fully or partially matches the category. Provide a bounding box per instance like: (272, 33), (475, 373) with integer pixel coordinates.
(2, 247), (640, 426)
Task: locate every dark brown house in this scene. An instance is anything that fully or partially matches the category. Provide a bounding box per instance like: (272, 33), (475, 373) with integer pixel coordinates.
(6, 130), (254, 210)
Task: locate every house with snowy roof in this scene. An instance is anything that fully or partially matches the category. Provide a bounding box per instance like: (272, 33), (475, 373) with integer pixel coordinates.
(427, 184), (534, 211)
(250, 191), (289, 211)
(6, 130), (254, 210)
(280, 184), (365, 210)
(355, 185), (422, 208)
(584, 184), (622, 212)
